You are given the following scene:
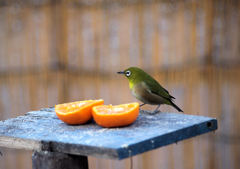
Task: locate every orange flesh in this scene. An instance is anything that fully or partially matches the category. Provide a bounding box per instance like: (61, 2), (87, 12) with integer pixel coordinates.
(95, 104), (136, 114)
(92, 102), (139, 128)
(56, 101), (92, 114)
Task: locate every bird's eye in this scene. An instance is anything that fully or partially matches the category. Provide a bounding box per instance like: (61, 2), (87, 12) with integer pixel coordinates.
(125, 70), (131, 77)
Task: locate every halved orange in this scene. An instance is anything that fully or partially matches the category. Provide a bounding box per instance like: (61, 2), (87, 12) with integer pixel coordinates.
(55, 99), (104, 125)
(92, 102), (139, 128)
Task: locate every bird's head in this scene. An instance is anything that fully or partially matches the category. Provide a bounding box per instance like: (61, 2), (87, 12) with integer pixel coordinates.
(117, 67), (139, 79)
(117, 67), (145, 88)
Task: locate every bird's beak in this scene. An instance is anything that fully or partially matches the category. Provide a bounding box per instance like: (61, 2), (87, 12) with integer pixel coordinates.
(117, 71), (125, 74)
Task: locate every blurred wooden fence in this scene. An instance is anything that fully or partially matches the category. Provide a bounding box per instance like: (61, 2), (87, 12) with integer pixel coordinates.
(0, 0), (240, 169)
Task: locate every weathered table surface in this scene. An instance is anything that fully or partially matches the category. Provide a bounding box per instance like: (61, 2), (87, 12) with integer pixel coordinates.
(0, 108), (217, 160)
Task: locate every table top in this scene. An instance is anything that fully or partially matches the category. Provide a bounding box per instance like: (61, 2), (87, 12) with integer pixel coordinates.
(0, 108), (217, 160)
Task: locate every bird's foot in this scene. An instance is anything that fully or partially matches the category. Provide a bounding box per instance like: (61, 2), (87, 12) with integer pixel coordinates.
(147, 105), (161, 115)
(151, 109), (161, 115)
(140, 109), (151, 114)
(140, 109), (161, 115)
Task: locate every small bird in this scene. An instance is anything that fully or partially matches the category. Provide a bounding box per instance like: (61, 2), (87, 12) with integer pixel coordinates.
(117, 67), (183, 113)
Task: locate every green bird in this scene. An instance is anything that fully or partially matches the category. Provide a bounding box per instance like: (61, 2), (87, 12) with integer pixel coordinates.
(117, 67), (183, 113)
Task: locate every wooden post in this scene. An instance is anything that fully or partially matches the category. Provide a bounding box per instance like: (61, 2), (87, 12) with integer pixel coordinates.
(32, 151), (88, 169)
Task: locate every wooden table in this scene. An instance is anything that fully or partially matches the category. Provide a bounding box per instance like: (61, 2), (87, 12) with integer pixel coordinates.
(0, 108), (217, 169)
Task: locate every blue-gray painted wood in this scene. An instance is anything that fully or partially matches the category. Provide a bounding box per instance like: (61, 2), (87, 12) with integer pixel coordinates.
(0, 108), (217, 159)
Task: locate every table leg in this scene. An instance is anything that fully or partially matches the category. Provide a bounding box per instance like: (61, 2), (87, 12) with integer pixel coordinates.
(32, 151), (88, 169)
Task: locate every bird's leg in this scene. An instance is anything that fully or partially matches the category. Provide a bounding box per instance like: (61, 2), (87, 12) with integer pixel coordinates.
(152, 105), (161, 114)
(139, 103), (148, 113)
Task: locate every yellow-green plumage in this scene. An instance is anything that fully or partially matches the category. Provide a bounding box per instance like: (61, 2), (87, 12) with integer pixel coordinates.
(117, 67), (183, 113)
(129, 81), (134, 90)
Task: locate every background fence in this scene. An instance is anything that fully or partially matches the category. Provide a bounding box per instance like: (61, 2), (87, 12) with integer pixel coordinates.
(0, 0), (240, 169)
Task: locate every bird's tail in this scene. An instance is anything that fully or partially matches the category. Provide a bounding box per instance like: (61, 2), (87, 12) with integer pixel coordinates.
(170, 101), (183, 112)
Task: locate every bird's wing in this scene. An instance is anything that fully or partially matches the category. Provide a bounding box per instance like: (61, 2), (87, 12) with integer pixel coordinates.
(144, 78), (175, 100)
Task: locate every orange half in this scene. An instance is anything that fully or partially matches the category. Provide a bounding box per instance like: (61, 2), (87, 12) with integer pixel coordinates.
(92, 102), (139, 128)
(55, 99), (104, 125)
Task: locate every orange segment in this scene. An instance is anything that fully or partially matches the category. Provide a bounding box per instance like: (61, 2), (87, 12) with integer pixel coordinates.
(92, 102), (139, 128)
(55, 99), (104, 125)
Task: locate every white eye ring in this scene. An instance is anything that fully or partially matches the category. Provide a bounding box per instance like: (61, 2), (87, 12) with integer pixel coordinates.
(125, 70), (131, 77)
